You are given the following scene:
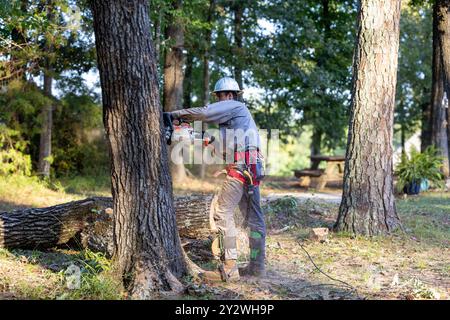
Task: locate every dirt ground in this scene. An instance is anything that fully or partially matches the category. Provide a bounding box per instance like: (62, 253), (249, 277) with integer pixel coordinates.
(0, 176), (449, 300)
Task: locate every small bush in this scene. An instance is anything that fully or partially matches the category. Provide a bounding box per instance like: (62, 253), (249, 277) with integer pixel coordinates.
(0, 124), (32, 176)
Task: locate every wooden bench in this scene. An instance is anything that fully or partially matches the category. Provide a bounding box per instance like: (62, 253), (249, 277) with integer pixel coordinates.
(294, 155), (345, 190)
(293, 169), (325, 188)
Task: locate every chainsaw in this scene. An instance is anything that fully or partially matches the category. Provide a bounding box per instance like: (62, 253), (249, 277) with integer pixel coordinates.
(163, 112), (215, 146)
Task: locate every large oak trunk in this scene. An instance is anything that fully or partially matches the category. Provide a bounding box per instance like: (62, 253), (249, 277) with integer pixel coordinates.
(334, 0), (402, 235)
(90, 0), (186, 298)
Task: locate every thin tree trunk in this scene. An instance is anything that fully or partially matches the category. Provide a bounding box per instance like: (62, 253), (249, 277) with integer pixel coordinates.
(90, 0), (186, 298)
(401, 123), (406, 156)
(232, 1), (243, 89)
(183, 51), (193, 109)
(37, 72), (53, 177)
(164, 0), (187, 184)
(200, 0), (216, 179)
(334, 0), (402, 235)
(310, 128), (322, 169)
(154, 10), (162, 65)
(431, 1), (450, 177)
(37, 1), (54, 178)
(436, 0), (450, 168)
(421, 102), (433, 151)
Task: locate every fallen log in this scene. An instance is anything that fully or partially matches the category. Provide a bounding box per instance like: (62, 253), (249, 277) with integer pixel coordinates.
(0, 194), (249, 259)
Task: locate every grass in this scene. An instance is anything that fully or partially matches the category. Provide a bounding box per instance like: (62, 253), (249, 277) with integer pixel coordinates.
(396, 192), (450, 245)
(0, 174), (449, 300)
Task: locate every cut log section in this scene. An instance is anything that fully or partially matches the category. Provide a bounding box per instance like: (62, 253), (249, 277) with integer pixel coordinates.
(0, 194), (249, 259)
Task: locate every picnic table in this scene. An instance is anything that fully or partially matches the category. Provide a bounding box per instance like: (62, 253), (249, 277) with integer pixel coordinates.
(293, 155), (345, 190)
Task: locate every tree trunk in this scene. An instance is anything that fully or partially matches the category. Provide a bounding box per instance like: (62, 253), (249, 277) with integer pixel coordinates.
(232, 1), (243, 89)
(90, 0), (186, 298)
(421, 102), (433, 151)
(200, 0), (216, 179)
(153, 9), (162, 66)
(310, 127), (322, 169)
(437, 0), (450, 98)
(183, 51), (193, 109)
(334, 0), (402, 235)
(37, 1), (54, 178)
(436, 0), (450, 171)
(431, 1), (450, 177)
(163, 0), (187, 184)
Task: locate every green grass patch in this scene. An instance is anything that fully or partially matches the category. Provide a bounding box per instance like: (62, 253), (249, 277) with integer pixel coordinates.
(397, 192), (450, 245)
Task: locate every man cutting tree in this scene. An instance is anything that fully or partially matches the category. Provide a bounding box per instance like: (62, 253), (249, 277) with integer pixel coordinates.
(166, 77), (266, 281)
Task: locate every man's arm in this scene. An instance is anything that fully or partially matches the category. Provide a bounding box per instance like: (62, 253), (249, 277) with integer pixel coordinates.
(171, 107), (208, 122)
(171, 101), (240, 124)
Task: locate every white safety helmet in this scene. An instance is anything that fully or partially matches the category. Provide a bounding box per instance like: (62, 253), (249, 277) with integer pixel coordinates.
(213, 77), (242, 93)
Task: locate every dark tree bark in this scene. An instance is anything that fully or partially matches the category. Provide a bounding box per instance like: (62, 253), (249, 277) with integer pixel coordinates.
(183, 51), (193, 109)
(232, 1), (243, 89)
(163, 0), (187, 183)
(37, 0), (54, 178)
(0, 195), (214, 251)
(200, 0), (216, 179)
(90, 0), (186, 298)
(435, 0), (450, 166)
(437, 0), (450, 97)
(0, 197), (111, 249)
(431, 0), (449, 177)
(310, 128), (322, 169)
(421, 102), (433, 151)
(334, 0), (402, 235)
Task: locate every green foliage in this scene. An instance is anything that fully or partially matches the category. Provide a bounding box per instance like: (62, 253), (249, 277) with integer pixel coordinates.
(59, 250), (122, 300)
(395, 2), (433, 140)
(395, 146), (444, 192)
(52, 92), (108, 177)
(0, 123), (32, 175)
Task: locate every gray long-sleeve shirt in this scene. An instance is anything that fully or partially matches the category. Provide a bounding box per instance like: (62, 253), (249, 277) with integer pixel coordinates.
(171, 100), (261, 160)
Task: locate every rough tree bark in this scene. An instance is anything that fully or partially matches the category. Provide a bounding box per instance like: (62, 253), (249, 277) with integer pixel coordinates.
(183, 51), (193, 109)
(430, 0), (450, 177)
(37, 0), (54, 178)
(436, 0), (450, 166)
(232, 1), (243, 89)
(421, 101), (433, 151)
(437, 0), (450, 96)
(90, 0), (186, 298)
(0, 195), (214, 251)
(163, 0), (187, 183)
(200, 0), (216, 179)
(334, 0), (402, 235)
